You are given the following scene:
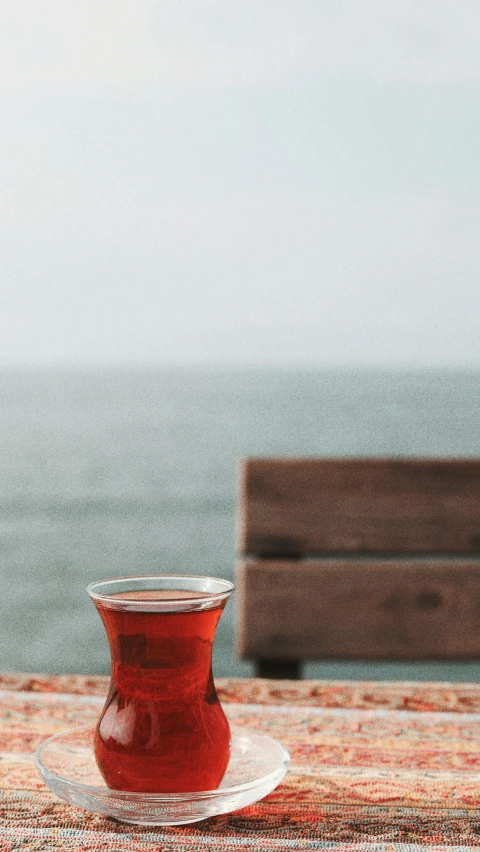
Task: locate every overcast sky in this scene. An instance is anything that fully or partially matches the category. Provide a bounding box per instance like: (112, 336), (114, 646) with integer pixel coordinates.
(1, 1), (480, 366)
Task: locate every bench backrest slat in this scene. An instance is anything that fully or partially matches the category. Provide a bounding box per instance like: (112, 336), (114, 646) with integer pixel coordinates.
(239, 458), (480, 556)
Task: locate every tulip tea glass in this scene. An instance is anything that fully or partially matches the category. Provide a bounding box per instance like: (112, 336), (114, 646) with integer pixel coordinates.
(87, 575), (234, 794)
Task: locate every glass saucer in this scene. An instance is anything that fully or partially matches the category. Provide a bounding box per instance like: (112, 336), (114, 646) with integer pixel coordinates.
(35, 725), (289, 826)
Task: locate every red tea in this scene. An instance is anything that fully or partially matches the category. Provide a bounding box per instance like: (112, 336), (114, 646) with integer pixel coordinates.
(93, 589), (231, 793)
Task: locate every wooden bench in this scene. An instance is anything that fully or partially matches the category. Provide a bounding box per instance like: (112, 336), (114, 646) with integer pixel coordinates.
(235, 457), (480, 678)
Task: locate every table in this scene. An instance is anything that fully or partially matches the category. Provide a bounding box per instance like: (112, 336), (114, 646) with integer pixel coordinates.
(2, 673), (480, 850)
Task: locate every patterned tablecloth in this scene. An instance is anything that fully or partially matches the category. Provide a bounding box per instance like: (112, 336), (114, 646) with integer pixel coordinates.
(2, 673), (480, 850)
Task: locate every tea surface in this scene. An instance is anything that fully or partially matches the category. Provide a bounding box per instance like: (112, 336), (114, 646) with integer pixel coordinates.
(106, 589), (212, 601)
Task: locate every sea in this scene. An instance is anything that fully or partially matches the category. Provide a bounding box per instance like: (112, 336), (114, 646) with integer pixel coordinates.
(2, 365), (480, 682)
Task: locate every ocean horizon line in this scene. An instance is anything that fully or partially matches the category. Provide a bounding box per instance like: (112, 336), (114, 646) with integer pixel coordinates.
(1, 360), (480, 373)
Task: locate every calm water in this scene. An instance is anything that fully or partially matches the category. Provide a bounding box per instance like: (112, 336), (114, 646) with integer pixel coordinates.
(1, 365), (480, 681)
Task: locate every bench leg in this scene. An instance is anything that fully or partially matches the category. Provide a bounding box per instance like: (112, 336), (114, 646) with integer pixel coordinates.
(256, 659), (302, 679)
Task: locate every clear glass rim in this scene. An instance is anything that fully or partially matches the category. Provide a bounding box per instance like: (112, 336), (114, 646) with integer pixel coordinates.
(86, 574), (234, 611)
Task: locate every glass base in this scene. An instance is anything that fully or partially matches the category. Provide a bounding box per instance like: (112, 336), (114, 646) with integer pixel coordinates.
(35, 725), (289, 826)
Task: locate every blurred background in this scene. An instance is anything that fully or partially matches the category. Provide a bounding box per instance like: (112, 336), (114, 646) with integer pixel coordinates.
(1, 1), (480, 680)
